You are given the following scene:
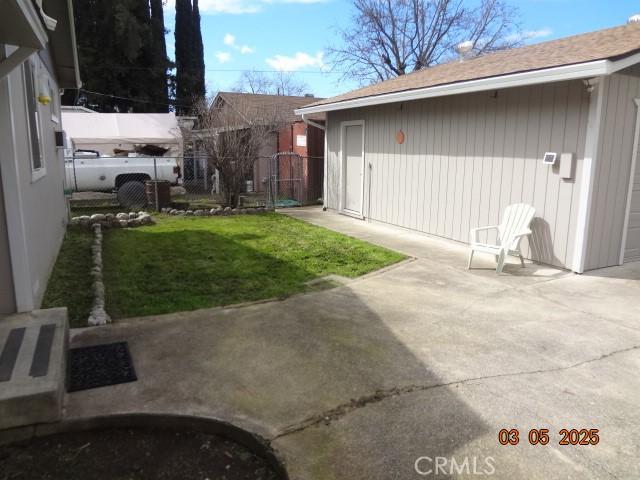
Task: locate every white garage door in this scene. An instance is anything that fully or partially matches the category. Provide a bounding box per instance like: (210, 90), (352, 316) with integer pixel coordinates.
(625, 164), (640, 262)
(342, 123), (364, 215)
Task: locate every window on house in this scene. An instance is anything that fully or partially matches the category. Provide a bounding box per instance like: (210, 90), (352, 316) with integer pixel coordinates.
(24, 60), (44, 178)
(50, 78), (60, 124)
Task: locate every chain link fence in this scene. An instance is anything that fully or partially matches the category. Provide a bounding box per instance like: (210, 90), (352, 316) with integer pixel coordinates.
(66, 153), (323, 217)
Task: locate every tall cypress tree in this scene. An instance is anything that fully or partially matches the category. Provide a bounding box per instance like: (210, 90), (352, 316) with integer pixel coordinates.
(191, 0), (206, 100)
(174, 0), (192, 114)
(174, 0), (206, 113)
(149, 0), (169, 112)
(62, 0), (170, 113)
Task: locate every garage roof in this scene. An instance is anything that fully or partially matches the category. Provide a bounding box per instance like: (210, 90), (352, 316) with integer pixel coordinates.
(296, 23), (640, 114)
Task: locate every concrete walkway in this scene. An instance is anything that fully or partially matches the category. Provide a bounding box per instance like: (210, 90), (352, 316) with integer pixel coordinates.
(62, 208), (640, 479)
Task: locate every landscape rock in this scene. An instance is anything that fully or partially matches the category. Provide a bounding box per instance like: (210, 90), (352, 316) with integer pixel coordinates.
(87, 223), (111, 326)
(119, 220), (129, 228)
(87, 306), (110, 326)
(129, 212), (138, 219)
(116, 213), (128, 220)
(139, 215), (153, 225)
(90, 213), (106, 222)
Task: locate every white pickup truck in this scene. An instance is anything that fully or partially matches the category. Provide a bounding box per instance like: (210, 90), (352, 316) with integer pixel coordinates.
(65, 150), (181, 208)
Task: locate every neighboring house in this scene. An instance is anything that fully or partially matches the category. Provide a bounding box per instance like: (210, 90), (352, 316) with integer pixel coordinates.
(296, 22), (640, 273)
(212, 92), (325, 203)
(0, 0), (80, 314)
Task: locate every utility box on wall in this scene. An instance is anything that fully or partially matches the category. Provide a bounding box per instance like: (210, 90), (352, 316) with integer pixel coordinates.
(560, 152), (575, 179)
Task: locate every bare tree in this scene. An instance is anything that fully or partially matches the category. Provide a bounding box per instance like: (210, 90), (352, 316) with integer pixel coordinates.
(233, 70), (310, 96)
(329, 0), (522, 84)
(192, 96), (284, 207)
(233, 70), (274, 94)
(271, 71), (309, 96)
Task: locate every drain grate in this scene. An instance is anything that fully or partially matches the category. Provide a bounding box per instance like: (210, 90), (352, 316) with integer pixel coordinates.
(67, 342), (137, 392)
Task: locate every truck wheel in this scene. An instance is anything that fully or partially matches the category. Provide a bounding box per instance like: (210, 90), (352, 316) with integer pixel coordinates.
(117, 181), (147, 210)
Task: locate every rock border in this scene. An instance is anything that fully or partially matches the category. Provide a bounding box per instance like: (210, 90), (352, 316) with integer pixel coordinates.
(162, 206), (274, 216)
(70, 211), (154, 230)
(87, 224), (111, 327)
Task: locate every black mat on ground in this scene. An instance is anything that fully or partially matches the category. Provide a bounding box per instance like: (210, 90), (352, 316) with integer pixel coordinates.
(67, 342), (137, 392)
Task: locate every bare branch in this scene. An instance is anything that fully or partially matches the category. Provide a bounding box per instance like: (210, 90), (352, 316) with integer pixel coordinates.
(191, 96), (286, 207)
(328, 0), (521, 85)
(233, 70), (310, 96)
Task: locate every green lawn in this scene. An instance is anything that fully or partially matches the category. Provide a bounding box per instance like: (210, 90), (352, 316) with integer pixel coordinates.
(42, 229), (95, 327)
(43, 213), (404, 326)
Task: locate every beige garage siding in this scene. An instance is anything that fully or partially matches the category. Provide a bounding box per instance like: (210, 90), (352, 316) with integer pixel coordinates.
(326, 80), (590, 269)
(584, 67), (640, 270)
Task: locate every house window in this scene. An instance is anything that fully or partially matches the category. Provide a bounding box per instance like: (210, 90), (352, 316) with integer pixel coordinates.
(49, 78), (60, 124)
(24, 59), (45, 180)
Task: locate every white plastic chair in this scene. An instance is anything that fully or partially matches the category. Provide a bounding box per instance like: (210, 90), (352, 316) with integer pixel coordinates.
(468, 204), (535, 274)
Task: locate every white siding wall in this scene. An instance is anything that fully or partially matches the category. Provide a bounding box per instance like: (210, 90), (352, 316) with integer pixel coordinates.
(0, 47), (68, 311)
(584, 67), (640, 270)
(326, 80), (590, 269)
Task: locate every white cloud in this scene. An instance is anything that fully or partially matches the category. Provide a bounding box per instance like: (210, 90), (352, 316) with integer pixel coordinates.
(223, 33), (254, 54)
(265, 51), (324, 71)
(507, 28), (552, 43)
(524, 28), (552, 39)
(164, 0), (326, 15)
(215, 52), (232, 63)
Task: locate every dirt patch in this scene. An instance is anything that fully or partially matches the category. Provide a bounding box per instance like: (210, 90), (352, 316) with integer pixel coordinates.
(0, 427), (281, 480)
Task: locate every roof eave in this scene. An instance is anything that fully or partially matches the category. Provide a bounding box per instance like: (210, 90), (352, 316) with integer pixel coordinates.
(295, 54), (640, 115)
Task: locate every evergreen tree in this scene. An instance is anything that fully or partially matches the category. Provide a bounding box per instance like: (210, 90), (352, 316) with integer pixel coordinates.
(149, 0), (170, 112)
(191, 0), (206, 99)
(62, 0), (168, 113)
(174, 0), (206, 113)
(174, 0), (193, 114)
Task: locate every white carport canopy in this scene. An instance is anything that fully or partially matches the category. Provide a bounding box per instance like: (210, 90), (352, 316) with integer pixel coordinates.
(61, 111), (183, 158)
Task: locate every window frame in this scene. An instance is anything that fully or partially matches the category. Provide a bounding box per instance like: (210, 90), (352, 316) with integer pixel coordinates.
(49, 77), (60, 124)
(23, 57), (46, 182)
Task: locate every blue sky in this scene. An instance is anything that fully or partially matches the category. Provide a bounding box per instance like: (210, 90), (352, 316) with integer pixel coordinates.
(163, 0), (640, 99)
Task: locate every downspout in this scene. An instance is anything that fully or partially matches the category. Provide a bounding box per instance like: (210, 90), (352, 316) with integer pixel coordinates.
(301, 113), (327, 209)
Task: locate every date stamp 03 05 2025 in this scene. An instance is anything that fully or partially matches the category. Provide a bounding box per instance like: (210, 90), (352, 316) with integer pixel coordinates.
(498, 428), (600, 446)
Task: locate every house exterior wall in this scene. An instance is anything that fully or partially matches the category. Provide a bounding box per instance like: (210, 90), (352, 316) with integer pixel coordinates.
(0, 170), (16, 314)
(326, 80), (590, 270)
(277, 121), (324, 202)
(583, 66), (640, 270)
(0, 45), (68, 312)
(253, 122), (325, 201)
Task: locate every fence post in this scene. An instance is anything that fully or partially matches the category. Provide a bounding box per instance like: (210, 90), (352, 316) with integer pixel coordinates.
(153, 157), (159, 212)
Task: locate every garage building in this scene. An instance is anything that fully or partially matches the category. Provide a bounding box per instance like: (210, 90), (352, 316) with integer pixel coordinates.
(296, 22), (640, 273)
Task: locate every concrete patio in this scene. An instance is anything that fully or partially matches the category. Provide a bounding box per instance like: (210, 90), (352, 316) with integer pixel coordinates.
(16, 208), (640, 479)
